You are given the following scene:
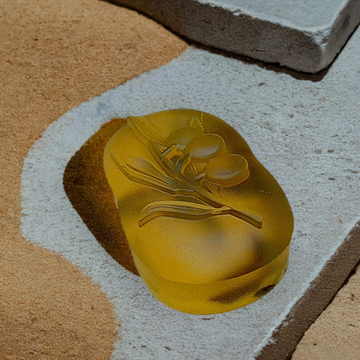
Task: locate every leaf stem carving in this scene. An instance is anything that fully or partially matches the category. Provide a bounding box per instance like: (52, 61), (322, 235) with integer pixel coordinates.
(139, 201), (232, 227)
(111, 116), (263, 229)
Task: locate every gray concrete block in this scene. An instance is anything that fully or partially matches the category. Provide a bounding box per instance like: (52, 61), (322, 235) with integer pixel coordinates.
(113, 0), (360, 73)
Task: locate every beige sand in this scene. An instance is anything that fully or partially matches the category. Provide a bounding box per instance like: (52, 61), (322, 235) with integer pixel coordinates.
(293, 264), (360, 360)
(0, 0), (187, 358)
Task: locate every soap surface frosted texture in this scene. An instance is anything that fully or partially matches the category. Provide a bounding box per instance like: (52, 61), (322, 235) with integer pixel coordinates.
(104, 109), (294, 314)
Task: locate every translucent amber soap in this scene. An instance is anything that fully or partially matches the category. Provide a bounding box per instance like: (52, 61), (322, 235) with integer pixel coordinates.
(103, 109), (294, 314)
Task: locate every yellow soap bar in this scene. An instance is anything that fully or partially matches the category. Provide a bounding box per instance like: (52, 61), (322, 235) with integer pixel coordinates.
(103, 109), (293, 314)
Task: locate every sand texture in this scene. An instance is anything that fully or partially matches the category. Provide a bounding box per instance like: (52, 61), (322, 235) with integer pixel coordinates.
(293, 264), (360, 360)
(0, 0), (187, 358)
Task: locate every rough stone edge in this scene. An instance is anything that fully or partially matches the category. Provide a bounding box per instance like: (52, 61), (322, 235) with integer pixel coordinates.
(255, 221), (360, 360)
(110, 0), (360, 73)
(320, 0), (360, 71)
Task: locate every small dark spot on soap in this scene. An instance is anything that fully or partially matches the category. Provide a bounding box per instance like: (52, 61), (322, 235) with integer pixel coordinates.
(209, 286), (250, 304)
(328, 177), (336, 181)
(165, 346), (172, 351)
(35, 38), (38, 41)
(328, 149), (334, 153)
(255, 284), (275, 298)
(258, 82), (266, 86)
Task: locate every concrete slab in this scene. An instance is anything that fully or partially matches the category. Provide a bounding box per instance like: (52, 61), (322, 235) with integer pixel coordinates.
(21, 22), (360, 359)
(112, 0), (360, 73)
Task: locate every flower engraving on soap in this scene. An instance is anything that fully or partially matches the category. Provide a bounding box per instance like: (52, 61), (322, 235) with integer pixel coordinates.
(110, 114), (263, 229)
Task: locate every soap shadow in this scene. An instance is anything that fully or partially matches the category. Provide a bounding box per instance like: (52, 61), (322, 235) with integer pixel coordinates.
(63, 118), (139, 276)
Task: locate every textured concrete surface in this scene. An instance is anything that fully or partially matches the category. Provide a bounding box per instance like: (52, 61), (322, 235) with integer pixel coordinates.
(113, 0), (360, 73)
(257, 221), (360, 359)
(21, 21), (360, 359)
